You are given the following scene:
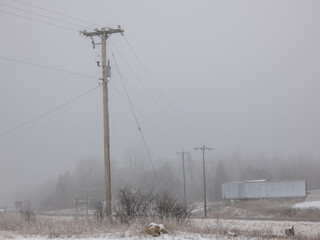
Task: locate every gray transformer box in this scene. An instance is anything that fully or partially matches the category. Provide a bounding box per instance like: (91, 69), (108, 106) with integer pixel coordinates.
(222, 179), (307, 200)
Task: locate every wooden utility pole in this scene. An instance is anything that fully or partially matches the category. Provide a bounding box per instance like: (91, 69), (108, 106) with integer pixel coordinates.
(176, 150), (189, 209)
(194, 145), (213, 218)
(82, 27), (124, 217)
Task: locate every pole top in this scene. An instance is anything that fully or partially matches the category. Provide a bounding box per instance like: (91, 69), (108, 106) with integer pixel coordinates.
(81, 27), (124, 37)
(194, 146), (214, 151)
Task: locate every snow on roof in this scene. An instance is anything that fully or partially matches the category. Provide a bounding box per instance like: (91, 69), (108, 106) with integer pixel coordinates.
(224, 179), (269, 184)
(244, 179), (269, 183)
(223, 179), (306, 184)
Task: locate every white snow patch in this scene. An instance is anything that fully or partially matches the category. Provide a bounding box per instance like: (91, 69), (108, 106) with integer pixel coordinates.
(149, 222), (165, 230)
(294, 201), (320, 209)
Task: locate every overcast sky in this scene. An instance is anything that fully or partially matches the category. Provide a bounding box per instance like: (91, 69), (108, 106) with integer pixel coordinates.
(1, 0), (320, 206)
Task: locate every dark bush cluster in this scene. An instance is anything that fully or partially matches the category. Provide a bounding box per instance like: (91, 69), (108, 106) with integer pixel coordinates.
(112, 187), (193, 224)
(19, 203), (36, 222)
(93, 201), (105, 223)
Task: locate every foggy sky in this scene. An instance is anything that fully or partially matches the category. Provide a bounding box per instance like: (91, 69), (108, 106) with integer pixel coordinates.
(1, 0), (320, 206)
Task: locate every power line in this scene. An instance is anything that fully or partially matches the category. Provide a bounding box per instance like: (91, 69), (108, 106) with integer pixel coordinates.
(0, 85), (100, 137)
(0, 56), (97, 79)
(108, 82), (180, 147)
(0, 9), (78, 32)
(107, 43), (184, 140)
(0, 2), (90, 30)
(111, 50), (162, 189)
(122, 35), (197, 138)
(0, 55), (179, 147)
(108, 40), (189, 139)
(12, 0), (102, 28)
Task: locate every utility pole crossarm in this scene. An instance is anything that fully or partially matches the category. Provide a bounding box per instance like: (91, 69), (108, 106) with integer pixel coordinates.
(81, 28), (124, 37)
(194, 146), (214, 151)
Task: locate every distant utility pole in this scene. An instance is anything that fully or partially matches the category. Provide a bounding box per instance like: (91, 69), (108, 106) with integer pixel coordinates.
(82, 27), (124, 217)
(194, 145), (213, 218)
(176, 150), (189, 209)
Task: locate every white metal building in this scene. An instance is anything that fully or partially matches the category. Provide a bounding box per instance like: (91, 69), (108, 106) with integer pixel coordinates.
(222, 179), (307, 200)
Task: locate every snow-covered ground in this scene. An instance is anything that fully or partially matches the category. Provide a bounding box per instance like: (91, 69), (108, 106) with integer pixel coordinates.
(192, 218), (320, 236)
(1, 217), (320, 240)
(294, 200), (320, 209)
(1, 231), (240, 240)
(293, 189), (320, 209)
(41, 207), (93, 216)
(307, 189), (320, 201)
(0, 232), (243, 240)
(3, 190), (320, 240)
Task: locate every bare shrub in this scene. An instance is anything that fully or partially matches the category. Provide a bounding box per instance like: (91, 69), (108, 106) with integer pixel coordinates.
(155, 191), (177, 219)
(113, 187), (193, 224)
(19, 203), (36, 222)
(172, 204), (194, 222)
(155, 191), (193, 222)
(93, 201), (105, 223)
(113, 187), (155, 224)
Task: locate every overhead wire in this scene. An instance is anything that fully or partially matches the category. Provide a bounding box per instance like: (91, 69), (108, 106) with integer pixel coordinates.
(0, 55), (179, 147)
(108, 40), (189, 139)
(109, 47), (162, 189)
(2, 0), (189, 144)
(122, 35), (198, 139)
(0, 56), (98, 80)
(0, 0), (189, 151)
(0, 2), (92, 30)
(12, 0), (102, 28)
(108, 81), (180, 148)
(0, 85), (100, 137)
(106, 42), (183, 140)
(0, 1), (185, 174)
(0, 9), (78, 32)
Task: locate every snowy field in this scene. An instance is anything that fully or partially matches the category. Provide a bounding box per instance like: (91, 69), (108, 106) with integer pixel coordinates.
(0, 232), (261, 240)
(0, 233), (236, 240)
(1, 216), (320, 240)
(192, 218), (320, 238)
(3, 192), (320, 240)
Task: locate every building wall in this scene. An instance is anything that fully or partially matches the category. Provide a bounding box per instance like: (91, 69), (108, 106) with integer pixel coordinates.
(222, 180), (306, 200)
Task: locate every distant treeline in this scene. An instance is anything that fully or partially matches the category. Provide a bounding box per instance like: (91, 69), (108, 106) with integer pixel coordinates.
(28, 148), (320, 211)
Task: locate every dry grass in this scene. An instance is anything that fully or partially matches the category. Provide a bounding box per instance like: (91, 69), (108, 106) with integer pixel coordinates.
(0, 214), (145, 238)
(187, 217), (320, 240)
(1, 213), (320, 239)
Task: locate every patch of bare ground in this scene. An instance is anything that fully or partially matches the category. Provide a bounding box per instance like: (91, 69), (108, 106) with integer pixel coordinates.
(207, 199), (320, 221)
(0, 214), (145, 238)
(189, 218), (320, 239)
